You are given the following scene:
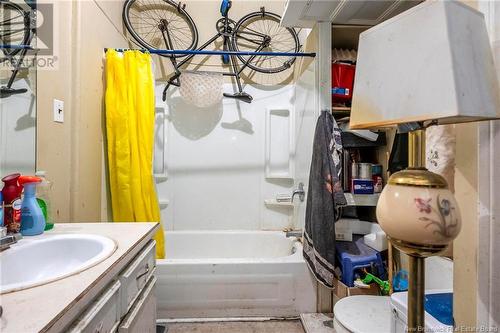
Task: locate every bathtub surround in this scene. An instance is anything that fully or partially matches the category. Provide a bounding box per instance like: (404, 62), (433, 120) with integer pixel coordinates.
(303, 111), (346, 288)
(155, 84), (297, 231)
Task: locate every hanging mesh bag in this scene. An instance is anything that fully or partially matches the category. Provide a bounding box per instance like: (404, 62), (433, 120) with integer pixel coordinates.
(179, 71), (223, 108)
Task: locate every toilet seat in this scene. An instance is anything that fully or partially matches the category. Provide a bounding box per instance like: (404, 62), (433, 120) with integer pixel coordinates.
(333, 295), (391, 333)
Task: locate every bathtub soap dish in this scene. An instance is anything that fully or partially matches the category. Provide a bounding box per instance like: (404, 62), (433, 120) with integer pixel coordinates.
(264, 199), (294, 208)
(276, 194), (292, 202)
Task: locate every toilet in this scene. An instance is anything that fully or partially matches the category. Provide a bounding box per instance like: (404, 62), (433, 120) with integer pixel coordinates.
(333, 256), (453, 333)
(333, 295), (392, 333)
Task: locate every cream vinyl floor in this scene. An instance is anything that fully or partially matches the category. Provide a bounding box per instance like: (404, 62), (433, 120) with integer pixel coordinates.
(164, 320), (305, 333)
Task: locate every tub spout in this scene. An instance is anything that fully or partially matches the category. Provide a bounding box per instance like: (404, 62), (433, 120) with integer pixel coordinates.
(285, 230), (303, 238)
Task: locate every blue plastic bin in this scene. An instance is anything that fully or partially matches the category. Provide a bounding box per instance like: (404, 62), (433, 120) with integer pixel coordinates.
(336, 236), (386, 287)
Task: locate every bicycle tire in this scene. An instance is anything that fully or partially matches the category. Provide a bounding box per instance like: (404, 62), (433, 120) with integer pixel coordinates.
(232, 10), (299, 74)
(123, 0), (198, 58)
(0, 1), (30, 63)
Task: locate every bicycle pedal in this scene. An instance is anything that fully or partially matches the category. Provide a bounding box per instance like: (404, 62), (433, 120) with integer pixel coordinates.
(223, 92), (253, 104)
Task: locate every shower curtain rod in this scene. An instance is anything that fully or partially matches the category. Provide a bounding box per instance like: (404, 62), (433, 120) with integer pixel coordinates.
(104, 48), (316, 58)
(1, 46), (316, 58)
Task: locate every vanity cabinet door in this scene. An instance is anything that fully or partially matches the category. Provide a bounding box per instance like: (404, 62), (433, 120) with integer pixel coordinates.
(118, 240), (156, 316)
(118, 276), (157, 333)
(68, 280), (121, 333)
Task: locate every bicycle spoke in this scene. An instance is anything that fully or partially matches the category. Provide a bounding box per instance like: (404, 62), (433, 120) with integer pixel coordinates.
(125, 0), (197, 56)
(235, 34), (263, 46)
(233, 11), (299, 74)
(237, 26), (267, 38)
(0, 15), (24, 25)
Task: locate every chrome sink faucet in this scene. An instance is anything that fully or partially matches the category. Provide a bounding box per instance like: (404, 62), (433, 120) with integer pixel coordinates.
(0, 227), (22, 252)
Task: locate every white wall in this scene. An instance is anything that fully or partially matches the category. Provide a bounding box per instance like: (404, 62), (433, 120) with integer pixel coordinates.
(473, 1), (500, 328)
(37, 0), (130, 222)
(155, 84), (297, 231)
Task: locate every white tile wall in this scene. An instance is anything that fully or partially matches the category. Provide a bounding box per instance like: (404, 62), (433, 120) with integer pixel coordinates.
(155, 84), (298, 231)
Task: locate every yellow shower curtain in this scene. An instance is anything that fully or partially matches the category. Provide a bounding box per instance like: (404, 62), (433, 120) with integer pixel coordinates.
(105, 49), (165, 259)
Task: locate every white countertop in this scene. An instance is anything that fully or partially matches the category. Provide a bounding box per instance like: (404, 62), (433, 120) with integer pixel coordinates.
(0, 222), (159, 333)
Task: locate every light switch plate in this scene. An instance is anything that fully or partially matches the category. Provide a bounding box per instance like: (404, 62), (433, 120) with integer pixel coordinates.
(53, 99), (64, 123)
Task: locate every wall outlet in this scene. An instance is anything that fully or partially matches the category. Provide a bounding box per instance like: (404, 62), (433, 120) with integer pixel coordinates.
(53, 99), (64, 123)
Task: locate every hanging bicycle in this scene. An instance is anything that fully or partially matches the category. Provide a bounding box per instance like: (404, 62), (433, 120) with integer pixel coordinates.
(0, 0), (36, 98)
(123, 0), (302, 103)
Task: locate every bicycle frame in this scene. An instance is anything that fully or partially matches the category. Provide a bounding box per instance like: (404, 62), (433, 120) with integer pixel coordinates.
(160, 3), (276, 103)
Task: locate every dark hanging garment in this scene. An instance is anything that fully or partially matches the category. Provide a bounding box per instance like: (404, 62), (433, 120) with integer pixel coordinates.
(303, 110), (346, 288)
(388, 132), (409, 174)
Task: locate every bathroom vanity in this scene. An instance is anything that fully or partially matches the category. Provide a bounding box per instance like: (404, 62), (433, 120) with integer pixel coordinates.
(0, 222), (159, 333)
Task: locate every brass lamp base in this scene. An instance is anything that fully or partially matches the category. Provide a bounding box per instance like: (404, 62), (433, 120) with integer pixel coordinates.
(377, 129), (460, 332)
(389, 237), (448, 257)
(388, 238), (449, 332)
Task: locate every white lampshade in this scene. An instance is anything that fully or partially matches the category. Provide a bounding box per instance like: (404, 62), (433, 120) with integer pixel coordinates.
(350, 0), (500, 129)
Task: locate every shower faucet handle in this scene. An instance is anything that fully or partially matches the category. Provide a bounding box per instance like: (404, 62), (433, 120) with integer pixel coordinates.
(291, 183), (305, 203)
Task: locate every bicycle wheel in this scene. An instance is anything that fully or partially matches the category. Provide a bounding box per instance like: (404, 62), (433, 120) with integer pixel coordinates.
(123, 0), (198, 58)
(0, 1), (30, 63)
(232, 10), (299, 74)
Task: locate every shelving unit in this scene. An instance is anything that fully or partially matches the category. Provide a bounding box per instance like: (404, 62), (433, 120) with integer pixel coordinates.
(332, 106), (351, 118)
(344, 193), (380, 207)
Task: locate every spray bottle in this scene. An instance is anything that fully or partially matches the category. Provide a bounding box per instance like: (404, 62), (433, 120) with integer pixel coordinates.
(35, 171), (53, 230)
(2, 173), (23, 233)
(19, 176), (45, 236)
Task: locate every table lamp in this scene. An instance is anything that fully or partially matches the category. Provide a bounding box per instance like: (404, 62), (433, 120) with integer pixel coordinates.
(349, 1), (500, 331)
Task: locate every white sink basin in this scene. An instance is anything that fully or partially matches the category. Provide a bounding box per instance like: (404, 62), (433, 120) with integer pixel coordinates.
(0, 234), (116, 294)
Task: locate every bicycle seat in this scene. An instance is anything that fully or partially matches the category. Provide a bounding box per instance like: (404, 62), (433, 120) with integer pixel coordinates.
(220, 0), (231, 17)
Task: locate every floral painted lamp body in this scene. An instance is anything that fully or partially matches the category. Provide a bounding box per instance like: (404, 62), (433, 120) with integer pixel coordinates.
(376, 170), (461, 249)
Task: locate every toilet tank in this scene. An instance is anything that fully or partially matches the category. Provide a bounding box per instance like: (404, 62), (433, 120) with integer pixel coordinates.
(391, 256), (454, 333)
(391, 290), (453, 333)
(425, 256), (453, 290)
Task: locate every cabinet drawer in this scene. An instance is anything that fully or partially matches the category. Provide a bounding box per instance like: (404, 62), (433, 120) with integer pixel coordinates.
(68, 280), (121, 333)
(119, 240), (156, 316)
(118, 276), (157, 333)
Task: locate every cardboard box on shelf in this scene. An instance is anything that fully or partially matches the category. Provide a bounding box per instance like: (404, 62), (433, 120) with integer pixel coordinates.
(333, 277), (380, 299)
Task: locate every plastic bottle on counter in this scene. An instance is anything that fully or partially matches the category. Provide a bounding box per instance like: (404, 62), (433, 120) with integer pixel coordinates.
(35, 171), (54, 231)
(1, 173), (23, 233)
(19, 176), (45, 236)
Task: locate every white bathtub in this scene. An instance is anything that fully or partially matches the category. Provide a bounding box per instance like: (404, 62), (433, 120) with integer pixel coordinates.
(156, 230), (317, 319)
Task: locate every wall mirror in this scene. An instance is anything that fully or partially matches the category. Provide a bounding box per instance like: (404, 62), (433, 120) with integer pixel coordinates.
(0, 0), (37, 177)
